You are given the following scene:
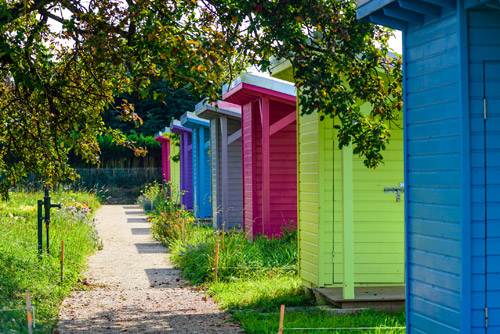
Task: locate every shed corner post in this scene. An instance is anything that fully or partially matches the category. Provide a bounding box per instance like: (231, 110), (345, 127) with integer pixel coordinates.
(166, 139), (171, 183)
(261, 96), (271, 237)
(198, 126), (206, 219)
(342, 144), (355, 299)
(210, 119), (219, 229)
(220, 116), (229, 228)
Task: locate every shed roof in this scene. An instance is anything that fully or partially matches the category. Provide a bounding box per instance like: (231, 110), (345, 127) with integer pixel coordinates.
(180, 111), (210, 129)
(222, 73), (296, 106)
(154, 127), (172, 143)
(195, 99), (241, 121)
(169, 119), (192, 134)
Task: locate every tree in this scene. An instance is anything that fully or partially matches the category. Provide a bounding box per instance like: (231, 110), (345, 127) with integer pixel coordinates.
(0, 0), (400, 199)
(0, 0), (246, 198)
(102, 80), (201, 136)
(198, 0), (402, 168)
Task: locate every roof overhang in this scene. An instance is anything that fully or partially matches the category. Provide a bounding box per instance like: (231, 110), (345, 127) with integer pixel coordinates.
(169, 119), (192, 134)
(222, 73), (296, 107)
(357, 0), (458, 31)
(195, 99), (242, 121)
(180, 111), (210, 129)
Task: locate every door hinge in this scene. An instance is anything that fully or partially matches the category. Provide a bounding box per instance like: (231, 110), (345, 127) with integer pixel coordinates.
(486, 307), (488, 328)
(484, 98), (487, 120)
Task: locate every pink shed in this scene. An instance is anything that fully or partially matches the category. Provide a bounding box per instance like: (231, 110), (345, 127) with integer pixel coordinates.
(223, 73), (297, 239)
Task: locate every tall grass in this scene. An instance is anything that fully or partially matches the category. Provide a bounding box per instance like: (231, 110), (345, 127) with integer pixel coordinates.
(0, 190), (101, 333)
(170, 225), (298, 284)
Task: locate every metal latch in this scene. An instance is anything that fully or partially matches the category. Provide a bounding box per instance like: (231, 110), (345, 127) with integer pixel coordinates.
(384, 183), (405, 202)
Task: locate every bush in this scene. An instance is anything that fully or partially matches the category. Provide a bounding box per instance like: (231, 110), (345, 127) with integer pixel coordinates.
(138, 181), (193, 246)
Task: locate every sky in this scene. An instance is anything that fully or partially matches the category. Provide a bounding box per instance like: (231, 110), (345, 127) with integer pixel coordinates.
(389, 30), (403, 54)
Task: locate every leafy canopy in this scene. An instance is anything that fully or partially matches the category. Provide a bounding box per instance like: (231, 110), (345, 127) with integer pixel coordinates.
(0, 0), (401, 199)
(199, 0), (402, 167)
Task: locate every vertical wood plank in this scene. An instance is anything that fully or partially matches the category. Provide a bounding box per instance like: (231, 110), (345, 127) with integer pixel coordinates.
(221, 116), (229, 227)
(342, 144), (355, 299)
(210, 119), (219, 228)
(262, 96), (271, 237)
(166, 139), (171, 183)
(199, 126), (206, 218)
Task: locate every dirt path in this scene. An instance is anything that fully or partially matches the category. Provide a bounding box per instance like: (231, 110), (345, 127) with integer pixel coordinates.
(57, 205), (242, 333)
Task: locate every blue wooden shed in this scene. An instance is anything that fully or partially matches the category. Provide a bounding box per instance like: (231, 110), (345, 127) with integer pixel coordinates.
(180, 111), (212, 220)
(357, 2), (500, 333)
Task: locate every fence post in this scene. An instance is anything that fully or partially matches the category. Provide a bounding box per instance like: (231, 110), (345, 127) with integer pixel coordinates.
(182, 218), (185, 242)
(278, 305), (285, 334)
(26, 290), (33, 334)
(61, 240), (65, 283)
(214, 243), (219, 283)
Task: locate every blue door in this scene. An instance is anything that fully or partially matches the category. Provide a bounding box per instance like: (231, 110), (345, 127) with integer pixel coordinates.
(485, 61), (500, 332)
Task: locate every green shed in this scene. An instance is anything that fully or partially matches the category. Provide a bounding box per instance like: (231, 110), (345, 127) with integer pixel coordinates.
(271, 62), (405, 303)
(154, 127), (181, 202)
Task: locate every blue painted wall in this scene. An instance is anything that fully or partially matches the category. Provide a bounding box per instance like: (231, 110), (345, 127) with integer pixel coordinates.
(357, 1), (500, 333)
(405, 9), (464, 333)
(469, 9), (500, 332)
(181, 114), (211, 220)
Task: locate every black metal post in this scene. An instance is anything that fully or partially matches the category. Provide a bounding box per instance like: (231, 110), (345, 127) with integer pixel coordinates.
(41, 188), (61, 255)
(44, 188), (51, 254)
(37, 200), (43, 256)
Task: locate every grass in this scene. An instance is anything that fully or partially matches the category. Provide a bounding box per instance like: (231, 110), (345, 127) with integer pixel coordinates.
(142, 184), (406, 333)
(233, 309), (406, 334)
(0, 189), (101, 333)
(208, 274), (309, 312)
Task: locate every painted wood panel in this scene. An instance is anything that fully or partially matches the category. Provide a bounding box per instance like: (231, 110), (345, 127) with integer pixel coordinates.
(170, 122), (193, 210)
(223, 74), (297, 238)
(181, 112), (211, 220)
(272, 64), (404, 297)
(469, 10), (500, 332)
(404, 12), (463, 333)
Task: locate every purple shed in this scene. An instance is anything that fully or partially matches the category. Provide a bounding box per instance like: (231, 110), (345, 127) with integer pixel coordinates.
(169, 119), (193, 210)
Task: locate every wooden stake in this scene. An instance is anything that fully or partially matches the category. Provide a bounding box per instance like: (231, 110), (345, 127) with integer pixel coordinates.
(61, 240), (65, 283)
(278, 305), (285, 334)
(182, 218), (185, 242)
(26, 290), (33, 334)
(214, 243), (219, 283)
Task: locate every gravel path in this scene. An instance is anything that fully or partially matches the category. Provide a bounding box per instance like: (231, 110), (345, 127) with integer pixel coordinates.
(57, 205), (242, 333)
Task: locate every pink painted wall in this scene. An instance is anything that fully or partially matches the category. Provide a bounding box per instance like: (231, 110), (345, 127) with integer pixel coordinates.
(229, 85), (297, 239)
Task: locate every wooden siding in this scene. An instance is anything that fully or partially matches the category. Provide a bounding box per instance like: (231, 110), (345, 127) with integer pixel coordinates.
(405, 11), (462, 333)
(225, 118), (243, 228)
(269, 99), (297, 235)
(469, 9), (500, 332)
(210, 119), (219, 227)
(213, 117), (243, 229)
(297, 110), (320, 287)
(242, 102), (256, 236)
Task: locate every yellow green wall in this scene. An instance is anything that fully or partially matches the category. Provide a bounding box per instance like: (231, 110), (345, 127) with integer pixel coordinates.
(272, 63), (404, 291)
